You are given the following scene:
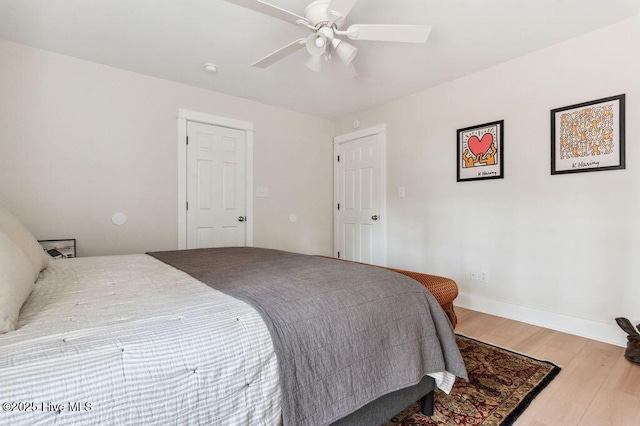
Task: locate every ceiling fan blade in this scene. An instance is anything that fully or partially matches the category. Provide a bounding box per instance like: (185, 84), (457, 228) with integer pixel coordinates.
(252, 39), (306, 68)
(327, 0), (360, 26)
(347, 24), (431, 43)
(222, 0), (308, 25)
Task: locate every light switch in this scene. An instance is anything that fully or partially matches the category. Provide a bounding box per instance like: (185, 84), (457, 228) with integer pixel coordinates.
(398, 187), (406, 198)
(256, 187), (269, 197)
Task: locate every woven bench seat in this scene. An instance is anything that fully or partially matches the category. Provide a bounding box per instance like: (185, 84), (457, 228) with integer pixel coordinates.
(381, 267), (458, 329)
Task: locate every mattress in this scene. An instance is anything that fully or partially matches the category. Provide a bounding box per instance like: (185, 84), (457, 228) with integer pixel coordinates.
(0, 254), (281, 425)
(1, 251), (464, 425)
(150, 247), (465, 425)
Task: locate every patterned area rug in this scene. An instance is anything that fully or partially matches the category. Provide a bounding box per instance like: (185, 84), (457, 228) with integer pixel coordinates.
(384, 335), (561, 426)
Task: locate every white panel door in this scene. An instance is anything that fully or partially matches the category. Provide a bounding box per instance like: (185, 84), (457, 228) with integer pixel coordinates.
(335, 131), (385, 265)
(187, 121), (246, 249)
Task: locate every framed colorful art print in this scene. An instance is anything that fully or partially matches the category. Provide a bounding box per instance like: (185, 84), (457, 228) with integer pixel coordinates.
(551, 94), (625, 175)
(457, 120), (504, 182)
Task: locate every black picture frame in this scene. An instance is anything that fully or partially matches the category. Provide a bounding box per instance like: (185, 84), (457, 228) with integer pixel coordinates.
(551, 94), (625, 175)
(38, 239), (76, 259)
(457, 120), (504, 182)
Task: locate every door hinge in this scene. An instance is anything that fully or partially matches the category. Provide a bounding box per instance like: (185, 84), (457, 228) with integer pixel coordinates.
(337, 251), (341, 258)
(186, 136), (189, 145)
(337, 203), (340, 210)
(337, 155), (340, 162)
(186, 201), (189, 211)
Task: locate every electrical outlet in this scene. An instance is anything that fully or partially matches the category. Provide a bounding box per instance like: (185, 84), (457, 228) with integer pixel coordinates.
(469, 271), (477, 281)
(479, 271), (489, 283)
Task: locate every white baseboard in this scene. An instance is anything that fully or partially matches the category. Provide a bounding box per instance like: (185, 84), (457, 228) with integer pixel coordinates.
(456, 294), (626, 348)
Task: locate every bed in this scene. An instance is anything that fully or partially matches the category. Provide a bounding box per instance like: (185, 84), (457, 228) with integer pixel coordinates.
(0, 207), (467, 425)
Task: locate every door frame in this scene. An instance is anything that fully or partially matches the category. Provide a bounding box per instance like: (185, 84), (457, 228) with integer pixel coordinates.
(177, 109), (254, 249)
(333, 123), (387, 264)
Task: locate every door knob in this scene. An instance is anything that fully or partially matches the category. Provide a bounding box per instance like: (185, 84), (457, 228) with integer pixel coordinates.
(238, 216), (246, 222)
(371, 215), (379, 221)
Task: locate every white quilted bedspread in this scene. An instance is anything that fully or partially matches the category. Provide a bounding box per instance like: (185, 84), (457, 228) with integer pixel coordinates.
(0, 255), (280, 426)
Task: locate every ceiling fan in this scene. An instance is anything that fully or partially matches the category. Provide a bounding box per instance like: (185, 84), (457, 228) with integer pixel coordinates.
(223, 0), (431, 75)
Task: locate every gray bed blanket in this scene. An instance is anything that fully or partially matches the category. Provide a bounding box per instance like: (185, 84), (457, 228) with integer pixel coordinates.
(148, 247), (467, 425)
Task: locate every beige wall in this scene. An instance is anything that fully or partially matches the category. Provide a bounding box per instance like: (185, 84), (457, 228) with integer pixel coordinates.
(0, 39), (334, 257)
(334, 16), (640, 345)
(2, 16), (638, 345)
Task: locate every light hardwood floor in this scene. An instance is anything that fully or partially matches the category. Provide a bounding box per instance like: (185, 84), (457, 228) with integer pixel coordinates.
(454, 307), (640, 426)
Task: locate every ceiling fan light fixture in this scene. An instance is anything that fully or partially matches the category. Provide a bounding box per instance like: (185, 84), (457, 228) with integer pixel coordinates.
(306, 33), (327, 56)
(332, 39), (358, 65)
(305, 55), (323, 72)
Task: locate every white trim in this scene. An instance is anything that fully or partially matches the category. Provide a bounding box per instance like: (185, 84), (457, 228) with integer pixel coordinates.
(455, 294), (627, 348)
(177, 109), (254, 249)
(333, 124), (387, 265)
(177, 118), (188, 249)
(177, 109), (254, 131)
(333, 124), (386, 144)
(245, 130), (254, 247)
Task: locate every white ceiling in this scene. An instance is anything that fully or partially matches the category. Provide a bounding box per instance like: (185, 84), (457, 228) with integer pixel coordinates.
(1, 0), (639, 118)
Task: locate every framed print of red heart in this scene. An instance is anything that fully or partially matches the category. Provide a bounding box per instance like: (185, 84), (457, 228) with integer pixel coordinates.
(468, 133), (494, 156)
(457, 120), (504, 182)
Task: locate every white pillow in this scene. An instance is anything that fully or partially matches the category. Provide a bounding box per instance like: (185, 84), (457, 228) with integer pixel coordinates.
(0, 232), (37, 333)
(0, 204), (49, 281)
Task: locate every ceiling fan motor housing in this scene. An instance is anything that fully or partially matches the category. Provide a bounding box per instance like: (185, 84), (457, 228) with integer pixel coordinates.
(305, 0), (346, 28)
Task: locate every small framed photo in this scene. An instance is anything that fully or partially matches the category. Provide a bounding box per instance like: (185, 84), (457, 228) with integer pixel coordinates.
(551, 94), (625, 175)
(457, 120), (504, 182)
(38, 239), (76, 259)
